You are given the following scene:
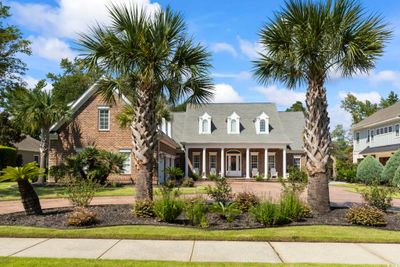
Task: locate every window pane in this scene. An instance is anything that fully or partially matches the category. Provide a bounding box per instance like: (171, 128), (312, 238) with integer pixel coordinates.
(120, 151), (131, 174)
(251, 155), (258, 169)
(260, 119), (266, 132)
(193, 155), (200, 170)
(268, 155), (275, 169)
(210, 155), (217, 169)
(231, 119), (237, 133)
(202, 120), (208, 133)
(98, 109), (109, 130)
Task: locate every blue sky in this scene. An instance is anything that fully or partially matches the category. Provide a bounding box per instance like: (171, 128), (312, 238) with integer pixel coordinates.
(6, 0), (400, 128)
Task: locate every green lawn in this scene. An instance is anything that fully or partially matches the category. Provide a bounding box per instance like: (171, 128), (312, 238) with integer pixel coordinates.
(1, 225), (400, 243)
(0, 182), (206, 201)
(0, 257), (378, 267)
(332, 183), (400, 199)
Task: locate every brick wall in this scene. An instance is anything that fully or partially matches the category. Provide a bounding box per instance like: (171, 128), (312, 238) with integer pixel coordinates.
(49, 93), (177, 182)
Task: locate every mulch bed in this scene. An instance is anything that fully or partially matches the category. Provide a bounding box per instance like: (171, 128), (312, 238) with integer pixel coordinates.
(0, 204), (400, 230)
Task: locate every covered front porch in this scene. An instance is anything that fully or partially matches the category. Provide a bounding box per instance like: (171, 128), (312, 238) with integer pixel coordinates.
(183, 144), (299, 179)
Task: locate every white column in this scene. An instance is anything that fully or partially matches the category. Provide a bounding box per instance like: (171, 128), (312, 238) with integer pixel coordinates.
(220, 148), (224, 177)
(202, 148), (206, 178)
(246, 148), (250, 179)
(264, 148), (268, 179)
(283, 147), (287, 179)
(184, 147), (189, 177)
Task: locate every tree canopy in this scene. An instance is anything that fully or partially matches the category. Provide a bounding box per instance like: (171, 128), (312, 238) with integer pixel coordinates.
(341, 91), (399, 124)
(286, 101), (306, 115)
(47, 58), (102, 105)
(0, 111), (25, 146)
(0, 2), (31, 102)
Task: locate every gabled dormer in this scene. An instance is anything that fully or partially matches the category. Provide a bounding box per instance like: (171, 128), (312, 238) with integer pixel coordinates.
(255, 112), (269, 134)
(227, 112), (240, 134)
(199, 112), (211, 134)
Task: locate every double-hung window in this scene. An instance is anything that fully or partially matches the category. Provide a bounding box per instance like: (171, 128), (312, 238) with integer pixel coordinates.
(251, 154), (258, 169)
(293, 156), (301, 169)
(98, 107), (110, 131)
(396, 124), (400, 137)
(209, 153), (217, 173)
(268, 154), (276, 170)
(193, 153), (200, 174)
(119, 149), (131, 174)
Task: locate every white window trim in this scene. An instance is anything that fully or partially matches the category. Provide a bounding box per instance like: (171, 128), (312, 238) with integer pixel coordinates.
(119, 149), (132, 175)
(33, 154), (39, 163)
(293, 155), (301, 170)
(199, 112), (211, 134)
(227, 112), (240, 134)
(267, 153), (276, 170)
(250, 153), (259, 170)
(255, 112), (269, 134)
(192, 152), (201, 173)
(98, 106), (110, 131)
(209, 152), (217, 170)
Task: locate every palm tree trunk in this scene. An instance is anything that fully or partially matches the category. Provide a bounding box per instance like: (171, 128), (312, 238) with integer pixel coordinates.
(17, 179), (42, 215)
(131, 84), (158, 201)
(38, 128), (50, 184)
(304, 79), (331, 214)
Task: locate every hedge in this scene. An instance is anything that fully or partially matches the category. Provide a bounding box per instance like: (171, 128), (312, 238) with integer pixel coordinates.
(0, 145), (18, 170)
(393, 166), (400, 186)
(382, 149), (400, 183)
(356, 155), (383, 184)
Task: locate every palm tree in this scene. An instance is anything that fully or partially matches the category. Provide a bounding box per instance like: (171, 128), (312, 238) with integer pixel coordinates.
(0, 162), (44, 215)
(78, 4), (213, 200)
(254, 0), (391, 214)
(5, 81), (70, 184)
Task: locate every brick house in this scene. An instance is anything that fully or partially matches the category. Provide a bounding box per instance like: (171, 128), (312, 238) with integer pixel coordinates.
(49, 83), (306, 182)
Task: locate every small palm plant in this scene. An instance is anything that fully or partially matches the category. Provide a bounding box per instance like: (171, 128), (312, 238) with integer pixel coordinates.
(0, 162), (44, 215)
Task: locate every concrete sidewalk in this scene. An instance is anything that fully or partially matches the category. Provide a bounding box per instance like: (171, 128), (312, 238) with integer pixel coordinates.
(1, 238), (399, 264)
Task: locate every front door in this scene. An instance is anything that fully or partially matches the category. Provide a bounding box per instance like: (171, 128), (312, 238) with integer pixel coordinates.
(226, 153), (241, 176)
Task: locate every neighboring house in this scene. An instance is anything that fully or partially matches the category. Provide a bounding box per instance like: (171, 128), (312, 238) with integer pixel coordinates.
(352, 101), (400, 164)
(14, 135), (40, 164)
(49, 83), (306, 182)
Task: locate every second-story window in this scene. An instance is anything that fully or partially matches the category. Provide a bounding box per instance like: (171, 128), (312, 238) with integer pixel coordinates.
(198, 112), (211, 134)
(227, 112), (240, 134)
(98, 107), (110, 131)
(260, 119), (266, 133)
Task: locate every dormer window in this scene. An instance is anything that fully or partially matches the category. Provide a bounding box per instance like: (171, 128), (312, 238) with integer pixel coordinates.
(199, 112), (211, 134)
(227, 112), (240, 134)
(256, 112), (269, 134)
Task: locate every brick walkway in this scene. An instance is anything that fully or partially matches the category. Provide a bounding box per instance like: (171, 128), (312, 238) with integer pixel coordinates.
(0, 181), (399, 214)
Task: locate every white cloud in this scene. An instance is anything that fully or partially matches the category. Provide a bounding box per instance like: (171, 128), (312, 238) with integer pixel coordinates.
(328, 104), (352, 130)
(368, 70), (400, 87)
(29, 36), (77, 62)
(212, 83), (243, 103)
(11, 0), (160, 61)
(23, 76), (53, 91)
(212, 71), (252, 80)
(11, 0), (160, 38)
(255, 85), (305, 107)
(211, 43), (237, 57)
(338, 91), (381, 104)
(237, 36), (263, 59)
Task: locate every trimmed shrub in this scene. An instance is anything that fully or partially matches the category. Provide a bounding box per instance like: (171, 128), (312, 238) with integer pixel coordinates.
(153, 190), (184, 222)
(346, 205), (386, 226)
(66, 207), (97, 226)
(0, 146), (18, 169)
(356, 156), (384, 184)
(206, 178), (232, 204)
(382, 150), (400, 184)
(359, 183), (394, 211)
(185, 198), (208, 226)
(234, 192), (259, 212)
(64, 177), (99, 207)
(210, 202), (241, 223)
(165, 167), (184, 181)
(181, 177), (194, 187)
(132, 200), (154, 218)
(393, 166), (400, 186)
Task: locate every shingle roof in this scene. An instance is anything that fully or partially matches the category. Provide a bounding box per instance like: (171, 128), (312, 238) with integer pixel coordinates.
(360, 144), (400, 154)
(172, 103), (304, 146)
(14, 136), (40, 152)
(278, 111), (305, 151)
(352, 101), (400, 130)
